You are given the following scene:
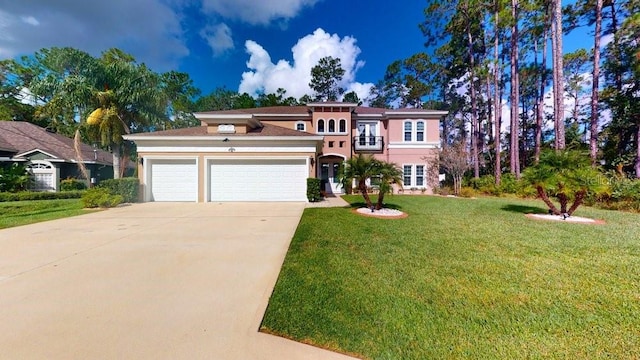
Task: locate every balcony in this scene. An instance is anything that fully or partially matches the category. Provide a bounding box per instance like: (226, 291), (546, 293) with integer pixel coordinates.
(353, 136), (384, 152)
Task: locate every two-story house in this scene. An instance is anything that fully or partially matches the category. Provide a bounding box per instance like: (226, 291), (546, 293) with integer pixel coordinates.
(124, 102), (446, 202)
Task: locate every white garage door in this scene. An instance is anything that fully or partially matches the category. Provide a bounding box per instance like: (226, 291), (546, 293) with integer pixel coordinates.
(150, 159), (197, 202)
(209, 158), (307, 202)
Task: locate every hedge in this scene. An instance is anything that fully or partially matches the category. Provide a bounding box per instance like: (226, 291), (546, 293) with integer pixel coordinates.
(307, 178), (322, 202)
(0, 191), (84, 202)
(81, 188), (123, 208)
(98, 177), (139, 203)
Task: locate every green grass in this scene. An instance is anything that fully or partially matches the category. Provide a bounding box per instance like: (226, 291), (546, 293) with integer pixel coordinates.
(0, 199), (88, 229)
(261, 195), (640, 359)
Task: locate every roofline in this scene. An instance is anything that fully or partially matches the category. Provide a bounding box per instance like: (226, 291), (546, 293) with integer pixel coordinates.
(194, 113), (253, 120)
(307, 102), (359, 107)
(253, 113), (310, 117)
(123, 135), (324, 142)
(385, 110), (449, 116)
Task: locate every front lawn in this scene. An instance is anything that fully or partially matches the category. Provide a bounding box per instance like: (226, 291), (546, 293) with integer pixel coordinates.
(262, 195), (640, 359)
(0, 199), (87, 229)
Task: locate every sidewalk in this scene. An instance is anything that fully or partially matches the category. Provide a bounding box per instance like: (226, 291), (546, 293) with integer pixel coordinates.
(306, 195), (350, 208)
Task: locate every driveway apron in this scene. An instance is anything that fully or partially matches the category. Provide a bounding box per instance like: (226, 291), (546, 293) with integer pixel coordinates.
(0, 202), (357, 360)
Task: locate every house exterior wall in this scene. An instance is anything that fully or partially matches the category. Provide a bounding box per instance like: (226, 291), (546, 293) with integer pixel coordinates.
(136, 150), (316, 203)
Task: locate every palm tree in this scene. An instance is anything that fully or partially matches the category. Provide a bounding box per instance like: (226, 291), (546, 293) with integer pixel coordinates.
(338, 154), (379, 209)
(375, 161), (403, 210)
(522, 150), (607, 216)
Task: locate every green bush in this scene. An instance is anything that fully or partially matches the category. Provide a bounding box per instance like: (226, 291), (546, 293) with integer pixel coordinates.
(499, 173), (520, 194)
(468, 175), (499, 195)
(60, 178), (87, 191)
(0, 163), (30, 192)
(0, 191), (84, 202)
(307, 178), (322, 202)
(459, 186), (476, 198)
(98, 178), (139, 203)
(81, 188), (123, 208)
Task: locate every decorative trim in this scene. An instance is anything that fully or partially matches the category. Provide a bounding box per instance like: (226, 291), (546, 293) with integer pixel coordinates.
(387, 142), (439, 149)
(124, 135), (324, 141)
(15, 148), (59, 159)
(137, 145), (318, 153)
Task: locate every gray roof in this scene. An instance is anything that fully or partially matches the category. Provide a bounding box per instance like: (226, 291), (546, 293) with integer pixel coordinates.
(0, 121), (113, 165)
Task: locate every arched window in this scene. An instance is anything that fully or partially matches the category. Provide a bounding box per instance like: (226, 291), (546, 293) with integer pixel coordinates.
(404, 121), (413, 141)
(295, 121), (306, 131)
(339, 119), (346, 133)
(328, 119), (336, 133)
(318, 119), (325, 133)
(416, 121), (425, 141)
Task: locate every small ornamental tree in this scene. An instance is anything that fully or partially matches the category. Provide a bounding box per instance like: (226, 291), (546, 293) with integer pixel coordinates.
(338, 154), (379, 209)
(522, 150), (608, 216)
(375, 161), (403, 210)
(338, 155), (402, 210)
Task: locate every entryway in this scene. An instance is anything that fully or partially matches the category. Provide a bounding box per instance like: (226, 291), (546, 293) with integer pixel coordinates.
(319, 155), (345, 194)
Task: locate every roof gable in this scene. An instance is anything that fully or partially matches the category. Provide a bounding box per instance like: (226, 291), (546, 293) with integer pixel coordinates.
(0, 121), (113, 165)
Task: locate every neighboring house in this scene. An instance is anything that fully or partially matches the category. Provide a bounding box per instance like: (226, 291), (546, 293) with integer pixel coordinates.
(0, 121), (114, 191)
(125, 102), (447, 202)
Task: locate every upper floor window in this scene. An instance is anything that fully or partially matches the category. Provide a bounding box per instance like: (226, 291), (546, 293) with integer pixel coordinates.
(417, 121), (425, 141)
(295, 121), (306, 131)
(404, 122), (413, 141)
(403, 120), (427, 142)
(318, 118), (347, 134)
(328, 119), (336, 132)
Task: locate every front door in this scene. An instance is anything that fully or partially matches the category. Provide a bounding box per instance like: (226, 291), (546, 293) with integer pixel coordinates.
(320, 161), (343, 194)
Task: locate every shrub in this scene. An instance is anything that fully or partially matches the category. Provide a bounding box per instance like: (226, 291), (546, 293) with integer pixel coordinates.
(0, 163), (30, 192)
(98, 177), (139, 203)
(468, 175), (499, 195)
(307, 178), (322, 202)
(459, 186), (476, 198)
(81, 188), (123, 208)
(0, 191), (84, 202)
(60, 178), (87, 191)
(499, 173), (520, 194)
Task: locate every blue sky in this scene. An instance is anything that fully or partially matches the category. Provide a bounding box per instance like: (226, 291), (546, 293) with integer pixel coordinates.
(0, 0), (592, 101)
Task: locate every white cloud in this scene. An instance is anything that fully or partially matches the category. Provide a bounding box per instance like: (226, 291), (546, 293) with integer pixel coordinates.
(0, 0), (188, 70)
(238, 28), (374, 100)
(200, 23), (234, 56)
(20, 16), (40, 26)
(600, 34), (614, 49)
(201, 0), (319, 25)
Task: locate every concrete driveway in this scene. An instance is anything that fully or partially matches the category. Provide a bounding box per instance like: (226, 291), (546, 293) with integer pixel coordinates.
(0, 202), (358, 360)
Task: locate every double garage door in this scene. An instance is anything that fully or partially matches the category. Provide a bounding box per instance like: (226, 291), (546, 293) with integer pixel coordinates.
(149, 158), (307, 202)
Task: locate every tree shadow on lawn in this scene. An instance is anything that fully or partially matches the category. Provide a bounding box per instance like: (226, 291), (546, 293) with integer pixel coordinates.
(349, 201), (403, 210)
(501, 204), (548, 214)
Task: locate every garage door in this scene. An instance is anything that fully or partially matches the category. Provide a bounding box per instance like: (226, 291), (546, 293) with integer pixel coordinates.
(150, 159), (197, 202)
(209, 158), (307, 202)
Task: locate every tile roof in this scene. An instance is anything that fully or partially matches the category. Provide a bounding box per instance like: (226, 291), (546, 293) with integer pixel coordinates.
(129, 123), (318, 137)
(0, 121), (113, 165)
(195, 106), (310, 116)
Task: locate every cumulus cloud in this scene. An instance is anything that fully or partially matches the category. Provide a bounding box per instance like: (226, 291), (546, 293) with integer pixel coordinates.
(239, 28), (374, 100)
(201, 0), (319, 25)
(0, 0), (188, 70)
(200, 23), (234, 56)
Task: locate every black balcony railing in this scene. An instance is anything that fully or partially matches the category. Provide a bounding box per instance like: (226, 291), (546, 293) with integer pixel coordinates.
(353, 136), (383, 152)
